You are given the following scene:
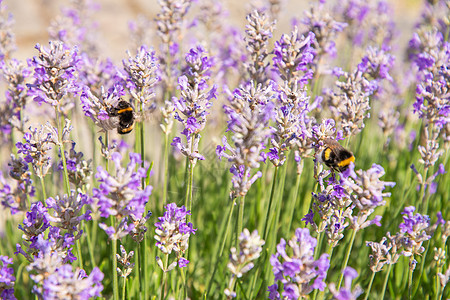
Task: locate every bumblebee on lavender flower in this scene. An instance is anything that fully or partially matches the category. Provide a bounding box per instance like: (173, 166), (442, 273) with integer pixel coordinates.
(318, 138), (355, 172)
(107, 100), (136, 134)
(106, 100), (153, 135)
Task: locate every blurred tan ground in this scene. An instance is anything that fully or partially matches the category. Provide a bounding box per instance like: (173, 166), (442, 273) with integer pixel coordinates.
(6, 0), (422, 64)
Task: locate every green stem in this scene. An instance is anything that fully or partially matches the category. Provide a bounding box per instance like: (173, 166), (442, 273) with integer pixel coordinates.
(105, 132), (110, 173)
(435, 264), (441, 300)
(163, 131), (169, 206)
(409, 260), (414, 300)
(122, 277), (127, 300)
(206, 197), (237, 296)
(271, 160), (288, 253)
(55, 111), (71, 195)
(112, 237), (119, 300)
(380, 263), (392, 300)
(161, 254), (169, 300)
(337, 228), (357, 289)
(262, 166), (279, 241)
(237, 195), (245, 249)
(144, 235), (149, 300)
(76, 239), (83, 270)
(84, 220), (96, 268)
(285, 163), (303, 236)
(364, 271), (376, 300)
(135, 243), (142, 300)
(139, 102), (145, 189)
(39, 175), (47, 200)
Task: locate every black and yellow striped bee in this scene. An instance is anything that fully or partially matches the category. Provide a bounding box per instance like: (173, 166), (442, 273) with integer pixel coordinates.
(320, 138), (355, 172)
(107, 100), (136, 134)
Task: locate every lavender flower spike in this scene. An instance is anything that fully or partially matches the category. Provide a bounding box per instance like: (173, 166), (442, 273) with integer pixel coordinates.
(27, 41), (82, 113)
(328, 267), (363, 300)
(93, 152), (152, 220)
(154, 203), (196, 270)
(0, 255), (17, 300)
(269, 228), (330, 299)
(225, 229), (265, 298)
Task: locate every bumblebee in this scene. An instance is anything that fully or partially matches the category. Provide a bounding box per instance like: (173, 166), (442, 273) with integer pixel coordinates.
(107, 100), (135, 134)
(319, 138), (355, 172)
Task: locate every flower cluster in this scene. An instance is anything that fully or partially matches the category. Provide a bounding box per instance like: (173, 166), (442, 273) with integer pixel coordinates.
(0, 58), (31, 135)
(26, 41), (82, 114)
(0, 155), (35, 214)
(305, 177), (352, 247)
(328, 267), (363, 300)
(300, 2), (347, 60)
(120, 45), (159, 111)
(272, 28), (315, 87)
(224, 229), (265, 298)
(366, 206), (436, 274)
(154, 203), (196, 271)
(336, 0), (395, 47)
(342, 163), (394, 231)
(59, 142), (93, 191)
(48, 0), (99, 54)
(172, 45), (217, 164)
(93, 152), (152, 239)
(0, 255), (16, 300)
(45, 191), (91, 234)
(243, 9), (276, 85)
(268, 228), (330, 299)
(116, 244), (135, 278)
(322, 46), (394, 138)
(217, 84), (274, 198)
(26, 235), (103, 300)
(0, 0), (16, 59)
(155, 0), (191, 91)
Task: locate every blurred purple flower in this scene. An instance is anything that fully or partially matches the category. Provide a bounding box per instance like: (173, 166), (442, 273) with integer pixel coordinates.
(0, 255), (17, 300)
(269, 228), (330, 299)
(329, 267), (363, 300)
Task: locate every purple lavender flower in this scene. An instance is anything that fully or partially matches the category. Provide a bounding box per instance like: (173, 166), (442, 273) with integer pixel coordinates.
(120, 45), (159, 111)
(328, 267), (363, 300)
(155, 0), (191, 91)
(26, 235), (103, 300)
(399, 206), (432, 256)
(217, 84), (274, 198)
(301, 2), (347, 60)
(0, 156), (35, 214)
(0, 1), (16, 59)
(78, 54), (118, 98)
(225, 229), (265, 298)
(26, 41), (82, 114)
(93, 152), (152, 220)
(269, 228), (330, 299)
(116, 244), (134, 278)
(0, 58), (31, 134)
(40, 265), (103, 300)
(0, 255), (16, 300)
(172, 45), (217, 164)
(48, 0), (100, 54)
(45, 191), (92, 233)
(58, 142), (92, 191)
(272, 28), (315, 87)
(154, 203), (196, 270)
(342, 163), (395, 212)
(342, 163), (394, 231)
(243, 9), (275, 84)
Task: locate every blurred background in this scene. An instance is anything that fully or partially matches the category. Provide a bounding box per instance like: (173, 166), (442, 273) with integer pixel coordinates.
(6, 0), (423, 63)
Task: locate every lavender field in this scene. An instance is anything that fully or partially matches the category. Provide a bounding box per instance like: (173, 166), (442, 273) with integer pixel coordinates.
(0, 0), (448, 299)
